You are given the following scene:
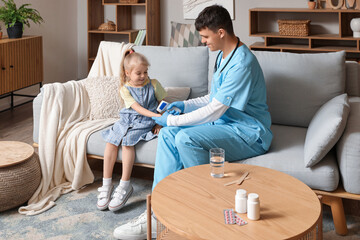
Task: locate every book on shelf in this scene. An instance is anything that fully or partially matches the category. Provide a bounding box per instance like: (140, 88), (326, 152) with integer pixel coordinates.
(134, 30), (142, 45)
(134, 29), (146, 45)
(139, 30), (146, 45)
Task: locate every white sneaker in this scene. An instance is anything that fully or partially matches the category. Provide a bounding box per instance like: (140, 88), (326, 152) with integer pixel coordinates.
(108, 184), (133, 212)
(97, 185), (113, 210)
(113, 210), (157, 240)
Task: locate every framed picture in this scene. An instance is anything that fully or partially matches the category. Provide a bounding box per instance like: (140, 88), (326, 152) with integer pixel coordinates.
(183, 0), (234, 20)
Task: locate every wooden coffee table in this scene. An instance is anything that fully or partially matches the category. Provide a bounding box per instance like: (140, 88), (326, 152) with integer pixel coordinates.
(151, 163), (322, 240)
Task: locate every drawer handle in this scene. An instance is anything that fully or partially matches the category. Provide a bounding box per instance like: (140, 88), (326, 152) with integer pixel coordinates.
(10, 65), (14, 68)
(1, 67), (5, 70)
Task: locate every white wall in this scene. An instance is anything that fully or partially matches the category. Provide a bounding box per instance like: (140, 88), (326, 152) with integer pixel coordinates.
(76, 0), (312, 79)
(0, 0), (78, 110)
(0, 0), (330, 110)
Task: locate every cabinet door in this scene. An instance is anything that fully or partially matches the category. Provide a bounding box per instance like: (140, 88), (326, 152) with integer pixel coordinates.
(0, 41), (12, 95)
(9, 37), (43, 92)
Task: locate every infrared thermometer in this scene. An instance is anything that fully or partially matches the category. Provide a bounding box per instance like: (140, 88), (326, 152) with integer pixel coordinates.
(156, 100), (181, 114)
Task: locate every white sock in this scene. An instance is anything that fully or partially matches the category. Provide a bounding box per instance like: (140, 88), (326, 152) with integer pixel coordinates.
(120, 180), (130, 189)
(103, 178), (112, 187)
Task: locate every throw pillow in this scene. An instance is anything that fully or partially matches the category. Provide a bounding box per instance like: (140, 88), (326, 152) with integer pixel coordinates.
(84, 76), (124, 120)
(169, 21), (202, 47)
(164, 87), (191, 103)
(304, 94), (350, 168)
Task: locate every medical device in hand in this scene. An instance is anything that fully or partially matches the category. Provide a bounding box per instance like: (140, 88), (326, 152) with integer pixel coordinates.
(157, 100), (181, 114)
(157, 100), (169, 113)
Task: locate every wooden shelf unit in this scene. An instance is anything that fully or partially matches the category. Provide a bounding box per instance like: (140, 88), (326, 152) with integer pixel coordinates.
(249, 8), (360, 61)
(87, 0), (160, 71)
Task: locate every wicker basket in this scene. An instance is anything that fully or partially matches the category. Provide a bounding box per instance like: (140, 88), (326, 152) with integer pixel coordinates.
(278, 20), (310, 37)
(0, 152), (41, 212)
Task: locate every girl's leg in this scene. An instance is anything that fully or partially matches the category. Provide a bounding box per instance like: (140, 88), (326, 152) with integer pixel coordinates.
(103, 142), (119, 178)
(108, 145), (135, 212)
(97, 142), (118, 210)
(121, 145), (135, 181)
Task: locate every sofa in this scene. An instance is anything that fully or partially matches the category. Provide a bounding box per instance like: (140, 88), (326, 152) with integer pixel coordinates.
(33, 45), (360, 235)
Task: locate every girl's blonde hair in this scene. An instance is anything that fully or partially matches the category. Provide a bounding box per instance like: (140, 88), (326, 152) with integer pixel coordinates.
(120, 49), (150, 90)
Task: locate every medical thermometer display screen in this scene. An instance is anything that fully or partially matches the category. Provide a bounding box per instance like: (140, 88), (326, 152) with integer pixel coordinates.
(159, 102), (167, 110)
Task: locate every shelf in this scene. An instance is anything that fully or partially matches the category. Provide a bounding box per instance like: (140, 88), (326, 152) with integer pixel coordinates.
(87, 0), (160, 71)
(103, 0), (146, 5)
(249, 8), (360, 61)
(250, 32), (360, 40)
(250, 8), (360, 13)
(88, 29), (139, 34)
(251, 42), (359, 52)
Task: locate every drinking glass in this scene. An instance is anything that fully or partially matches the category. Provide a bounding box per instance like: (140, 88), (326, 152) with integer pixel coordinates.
(209, 148), (225, 178)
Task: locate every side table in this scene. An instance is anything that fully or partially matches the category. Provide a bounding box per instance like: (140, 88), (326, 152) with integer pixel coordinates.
(0, 141), (41, 212)
(151, 163), (322, 240)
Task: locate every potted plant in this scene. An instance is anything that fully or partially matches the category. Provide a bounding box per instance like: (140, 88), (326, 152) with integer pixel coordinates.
(0, 0), (43, 39)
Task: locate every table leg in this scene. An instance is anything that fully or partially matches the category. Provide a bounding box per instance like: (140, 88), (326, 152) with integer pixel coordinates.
(147, 194), (152, 240)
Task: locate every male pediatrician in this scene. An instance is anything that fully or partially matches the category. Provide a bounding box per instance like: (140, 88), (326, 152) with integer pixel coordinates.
(113, 5), (272, 240)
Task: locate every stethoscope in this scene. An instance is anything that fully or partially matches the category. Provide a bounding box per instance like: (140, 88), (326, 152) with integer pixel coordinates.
(214, 37), (240, 73)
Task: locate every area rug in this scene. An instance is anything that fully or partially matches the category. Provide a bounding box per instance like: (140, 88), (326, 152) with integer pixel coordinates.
(0, 171), (359, 240)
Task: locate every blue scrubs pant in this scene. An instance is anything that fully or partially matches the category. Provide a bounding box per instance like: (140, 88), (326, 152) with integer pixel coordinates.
(152, 124), (265, 190)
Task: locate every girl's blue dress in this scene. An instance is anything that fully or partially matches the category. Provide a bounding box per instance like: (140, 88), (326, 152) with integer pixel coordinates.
(102, 80), (158, 146)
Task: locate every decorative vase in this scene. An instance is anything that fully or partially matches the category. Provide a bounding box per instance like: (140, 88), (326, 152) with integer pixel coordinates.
(0, 32), (3, 40)
(308, 1), (316, 9)
(7, 22), (23, 39)
(346, 0), (356, 9)
(350, 18), (360, 38)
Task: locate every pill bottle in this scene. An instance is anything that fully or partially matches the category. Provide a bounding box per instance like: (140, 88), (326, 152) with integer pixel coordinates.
(235, 189), (247, 214)
(247, 193), (260, 220)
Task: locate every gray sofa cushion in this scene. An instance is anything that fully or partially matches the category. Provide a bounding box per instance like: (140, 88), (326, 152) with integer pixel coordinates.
(337, 97), (360, 194)
(345, 61), (360, 97)
(238, 124), (339, 191)
(253, 51), (346, 128)
(133, 46), (209, 99)
(304, 94), (350, 168)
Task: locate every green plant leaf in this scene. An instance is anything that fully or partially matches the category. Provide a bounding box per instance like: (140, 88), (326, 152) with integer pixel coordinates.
(0, 0), (44, 29)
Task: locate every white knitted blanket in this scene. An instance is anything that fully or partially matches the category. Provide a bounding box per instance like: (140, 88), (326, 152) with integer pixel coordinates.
(18, 81), (116, 215)
(19, 41), (133, 215)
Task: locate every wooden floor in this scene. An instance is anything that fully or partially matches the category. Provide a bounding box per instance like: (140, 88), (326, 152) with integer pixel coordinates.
(0, 102), (358, 216)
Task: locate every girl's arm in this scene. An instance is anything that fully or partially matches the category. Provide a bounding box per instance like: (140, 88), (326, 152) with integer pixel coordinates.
(131, 102), (161, 118)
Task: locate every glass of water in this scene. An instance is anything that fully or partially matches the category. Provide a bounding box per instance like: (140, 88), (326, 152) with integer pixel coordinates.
(210, 148), (225, 178)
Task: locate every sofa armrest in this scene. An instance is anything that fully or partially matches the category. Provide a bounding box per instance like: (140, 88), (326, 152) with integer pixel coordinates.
(336, 96), (360, 194)
(33, 79), (87, 144)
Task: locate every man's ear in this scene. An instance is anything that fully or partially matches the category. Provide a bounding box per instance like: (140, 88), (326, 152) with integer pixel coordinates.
(218, 28), (226, 39)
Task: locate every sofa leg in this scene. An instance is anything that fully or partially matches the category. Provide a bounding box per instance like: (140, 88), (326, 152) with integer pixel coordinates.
(320, 195), (348, 236)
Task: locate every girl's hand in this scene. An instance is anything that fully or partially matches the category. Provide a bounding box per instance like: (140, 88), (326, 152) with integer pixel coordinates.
(152, 124), (162, 134)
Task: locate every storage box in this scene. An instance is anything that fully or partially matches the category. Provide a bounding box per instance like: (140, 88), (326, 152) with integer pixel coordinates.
(278, 20), (310, 37)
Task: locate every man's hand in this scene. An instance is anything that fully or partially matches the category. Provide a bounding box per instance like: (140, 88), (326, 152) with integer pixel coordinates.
(152, 111), (169, 126)
(167, 101), (184, 115)
(152, 124), (162, 134)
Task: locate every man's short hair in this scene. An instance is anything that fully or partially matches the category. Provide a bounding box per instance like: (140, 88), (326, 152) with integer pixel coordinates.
(195, 5), (234, 36)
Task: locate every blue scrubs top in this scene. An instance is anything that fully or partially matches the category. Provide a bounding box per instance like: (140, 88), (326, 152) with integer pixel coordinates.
(210, 44), (273, 151)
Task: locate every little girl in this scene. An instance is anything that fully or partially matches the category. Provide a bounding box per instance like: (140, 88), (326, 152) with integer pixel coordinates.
(97, 49), (167, 211)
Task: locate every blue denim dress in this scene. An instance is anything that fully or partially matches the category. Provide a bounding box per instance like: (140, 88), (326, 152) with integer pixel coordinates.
(102, 80), (158, 146)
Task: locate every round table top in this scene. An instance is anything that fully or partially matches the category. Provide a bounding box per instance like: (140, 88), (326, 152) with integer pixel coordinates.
(0, 141), (34, 168)
(152, 163), (321, 240)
